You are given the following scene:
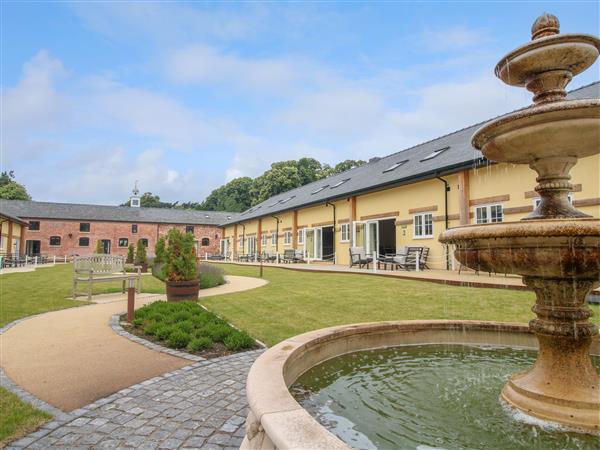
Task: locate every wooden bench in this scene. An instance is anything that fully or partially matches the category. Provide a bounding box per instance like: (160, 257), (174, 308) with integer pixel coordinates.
(73, 254), (141, 301)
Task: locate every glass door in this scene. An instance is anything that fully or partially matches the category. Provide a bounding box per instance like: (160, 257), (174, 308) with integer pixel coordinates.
(315, 228), (322, 260)
(353, 221), (365, 249)
(366, 221), (379, 258)
(305, 229), (315, 258)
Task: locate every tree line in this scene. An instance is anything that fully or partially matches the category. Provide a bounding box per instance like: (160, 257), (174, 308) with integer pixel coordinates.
(0, 157), (366, 212)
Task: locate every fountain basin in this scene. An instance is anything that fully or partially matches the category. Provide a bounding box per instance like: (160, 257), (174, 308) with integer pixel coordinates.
(242, 320), (600, 449)
(439, 218), (600, 278)
(472, 99), (600, 163)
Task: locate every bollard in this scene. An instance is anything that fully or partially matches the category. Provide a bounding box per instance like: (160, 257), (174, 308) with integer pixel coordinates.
(205, 252), (208, 261)
(127, 278), (136, 322)
(53, 255), (56, 264)
(34, 256), (38, 266)
(64, 255), (67, 263)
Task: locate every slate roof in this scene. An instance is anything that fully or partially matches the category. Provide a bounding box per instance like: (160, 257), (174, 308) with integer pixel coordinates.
(0, 199), (240, 226)
(232, 81), (600, 224)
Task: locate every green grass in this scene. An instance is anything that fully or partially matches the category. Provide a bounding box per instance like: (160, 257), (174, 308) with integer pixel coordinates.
(131, 301), (255, 352)
(0, 264), (166, 327)
(200, 264), (600, 347)
(0, 387), (51, 447)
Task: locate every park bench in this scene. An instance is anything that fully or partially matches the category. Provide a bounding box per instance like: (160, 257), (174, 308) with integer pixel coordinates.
(73, 254), (141, 301)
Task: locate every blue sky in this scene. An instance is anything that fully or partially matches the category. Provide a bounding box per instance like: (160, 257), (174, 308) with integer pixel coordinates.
(2, 1), (598, 205)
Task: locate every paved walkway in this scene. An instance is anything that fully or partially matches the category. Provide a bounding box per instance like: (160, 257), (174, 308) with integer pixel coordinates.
(9, 350), (262, 450)
(1, 275), (267, 411)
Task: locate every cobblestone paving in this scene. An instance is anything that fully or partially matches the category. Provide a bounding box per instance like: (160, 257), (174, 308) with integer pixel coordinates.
(9, 350), (263, 450)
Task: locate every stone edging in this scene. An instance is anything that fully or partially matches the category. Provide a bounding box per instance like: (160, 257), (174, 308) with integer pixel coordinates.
(110, 314), (205, 362)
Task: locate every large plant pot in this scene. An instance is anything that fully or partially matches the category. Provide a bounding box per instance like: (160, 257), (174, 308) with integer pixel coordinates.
(165, 279), (199, 302)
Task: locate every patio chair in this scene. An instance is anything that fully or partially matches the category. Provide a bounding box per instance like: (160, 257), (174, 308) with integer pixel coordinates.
(262, 251), (277, 263)
(418, 247), (430, 270)
(349, 247), (372, 269)
(394, 247), (421, 271)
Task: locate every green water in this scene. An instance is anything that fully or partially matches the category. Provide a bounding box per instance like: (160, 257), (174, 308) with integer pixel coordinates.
(290, 345), (600, 450)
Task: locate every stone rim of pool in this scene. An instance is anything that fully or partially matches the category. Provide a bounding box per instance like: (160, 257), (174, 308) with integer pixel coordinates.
(241, 320), (600, 449)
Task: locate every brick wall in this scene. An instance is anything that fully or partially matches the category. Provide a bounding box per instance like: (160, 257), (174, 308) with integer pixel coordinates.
(20, 219), (223, 258)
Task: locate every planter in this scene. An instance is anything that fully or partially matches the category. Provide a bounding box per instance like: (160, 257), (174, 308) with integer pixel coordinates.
(166, 279), (200, 302)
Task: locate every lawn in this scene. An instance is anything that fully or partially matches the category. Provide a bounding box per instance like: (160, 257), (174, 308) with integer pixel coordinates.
(201, 263), (600, 346)
(0, 388), (51, 448)
(0, 263), (165, 327)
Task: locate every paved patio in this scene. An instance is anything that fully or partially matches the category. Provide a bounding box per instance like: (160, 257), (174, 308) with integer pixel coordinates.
(8, 350), (261, 450)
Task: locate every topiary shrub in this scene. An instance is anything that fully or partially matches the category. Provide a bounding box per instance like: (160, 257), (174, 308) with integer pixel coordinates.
(162, 228), (197, 282)
(126, 244), (135, 263)
(154, 236), (166, 264)
(188, 336), (213, 352)
(134, 240), (147, 266)
(167, 330), (191, 349)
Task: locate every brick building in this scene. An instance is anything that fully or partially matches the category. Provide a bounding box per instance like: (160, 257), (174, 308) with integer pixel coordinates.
(0, 199), (239, 258)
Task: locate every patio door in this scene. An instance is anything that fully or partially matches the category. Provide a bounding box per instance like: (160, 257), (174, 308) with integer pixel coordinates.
(26, 240), (41, 256)
(101, 239), (111, 254)
(314, 228), (322, 259)
(353, 221), (378, 257)
(303, 227), (323, 260)
(220, 239), (228, 256)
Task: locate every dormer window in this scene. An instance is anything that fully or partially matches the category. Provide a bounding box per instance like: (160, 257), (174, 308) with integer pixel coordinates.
(383, 160), (409, 173)
(420, 147), (449, 162)
(330, 179), (350, 189)
(131, 198), (140, 207)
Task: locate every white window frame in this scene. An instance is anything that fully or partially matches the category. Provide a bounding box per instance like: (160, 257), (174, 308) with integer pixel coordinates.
(413, 212), (433, 239)
(474, 203), (503, 224)
(340, 223), (350, 242)
(298, 228), (305, 244)
(533, 194), (573, 208)
(283, 231), (292, 245)
(271, 232), (277, 245)
(261, 234), (267, 246)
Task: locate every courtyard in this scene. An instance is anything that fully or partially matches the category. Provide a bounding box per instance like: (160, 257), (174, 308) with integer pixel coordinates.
(2, 262), (599, 448)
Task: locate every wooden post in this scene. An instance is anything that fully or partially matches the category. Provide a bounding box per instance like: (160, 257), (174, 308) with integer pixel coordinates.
(7, 222), (13, 257)
(292, 210), (298, 249)
(127, 278), (136, 322)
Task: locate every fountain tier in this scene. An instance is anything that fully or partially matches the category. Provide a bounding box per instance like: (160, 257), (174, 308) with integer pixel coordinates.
(440, 13), (600, 431)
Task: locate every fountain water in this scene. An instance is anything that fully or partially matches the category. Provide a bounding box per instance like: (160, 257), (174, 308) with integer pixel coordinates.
(440, 13), (600, 431)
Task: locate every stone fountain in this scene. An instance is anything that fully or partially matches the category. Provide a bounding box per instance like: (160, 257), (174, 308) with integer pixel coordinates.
(440, 13), (600, 431)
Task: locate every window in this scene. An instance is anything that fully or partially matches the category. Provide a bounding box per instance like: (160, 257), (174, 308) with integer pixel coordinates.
(271, 232), (277, 245)
(261, 234), (267, 246)
(340, 223), (350, 242)
(131, 224), (138, 234)
(298, 228), (305, 244)
(78, 237), (89, 247)
(284, 231), (292, 245)
(280, 196), (295, 204)
(28, 221), (40, 231)
(382, 160), (408, 173)
(201, 237), (210, 246)
(413, 213), (433, 238)
(186, 225), (194, 234)
(79, 223), (90, 232)
(49, 236), (61, 246)
(330, 178), (350, 189)
(475, 204), (503, 224)
(239, 238), (243, 249)
(131, 198), (140, 207)
(139, 238), (148, 247)
(420, 146), (449, 162)
(311, 185), (328, 194)
(118, 238), (129, 247)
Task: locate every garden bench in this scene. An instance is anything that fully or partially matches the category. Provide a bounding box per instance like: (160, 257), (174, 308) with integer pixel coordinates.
(73, 254), (141, 301)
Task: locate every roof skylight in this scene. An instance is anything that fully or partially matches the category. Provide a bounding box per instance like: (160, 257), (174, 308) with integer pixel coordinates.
(420, 146), (449, 162)
(311, 185), (329, 195)
(268, 200), (282, 207)
(279, 196), (295, 204)
(330, 178), (350, 189)
(382, 159), (409, 173)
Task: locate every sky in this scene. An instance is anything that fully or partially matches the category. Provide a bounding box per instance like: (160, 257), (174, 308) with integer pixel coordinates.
(2, 1), (598, 205)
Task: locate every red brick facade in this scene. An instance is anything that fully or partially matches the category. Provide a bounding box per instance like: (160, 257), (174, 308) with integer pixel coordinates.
(21, 219), (223, 258)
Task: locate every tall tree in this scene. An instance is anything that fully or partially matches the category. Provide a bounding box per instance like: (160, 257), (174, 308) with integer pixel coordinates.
(198, 177), (253, 212)
(0, 171), (31, 200)
(250, 162), (303, 205)
(121, 192), (175, 208)
(321, 159), (366, 178)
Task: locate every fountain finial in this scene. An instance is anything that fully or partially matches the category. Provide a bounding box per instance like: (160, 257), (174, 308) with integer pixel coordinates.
(531, 13), (560, 40)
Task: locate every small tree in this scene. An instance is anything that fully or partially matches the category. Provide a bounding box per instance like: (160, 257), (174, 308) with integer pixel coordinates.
(95, 240), (104, 254)
(134, 240), (147, 266)
(154, 236), (166, 264)
(161, 228), (197, 282)
(126, 244), (135, 263)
